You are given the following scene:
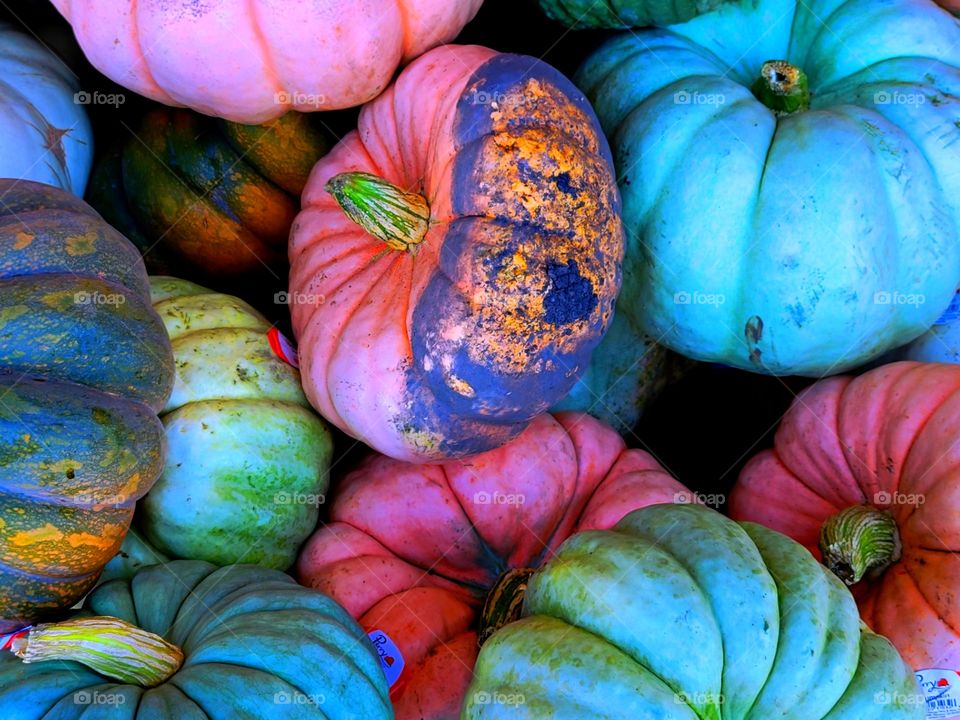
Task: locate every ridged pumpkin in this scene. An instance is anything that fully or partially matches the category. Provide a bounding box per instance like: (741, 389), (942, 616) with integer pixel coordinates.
(575, 0), (960, 375)
(51, 0), (484, 123)
(539, 0), (739, 28)
(88, 108), (327, 278)
(290, 44), (624, 462)
(0, 180), (173, 633)
(296, 412), (691, 720)
(730, 361), (960, 672)
(0, 560), (392, 718)
(0, 24), (92, 195)
(139, 276), (333, 570)
(466, 503), (924, 720)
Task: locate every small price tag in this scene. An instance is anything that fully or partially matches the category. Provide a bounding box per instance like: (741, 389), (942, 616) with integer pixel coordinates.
(934, 293), (960, 327)
(267, 328), (300, 369)
(0, 626), (30, 652)
(367, 629), (404, 688)
(917, 668), (960, 719)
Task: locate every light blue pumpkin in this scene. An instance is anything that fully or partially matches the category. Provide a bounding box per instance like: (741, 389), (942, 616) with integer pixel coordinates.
(0, 24), (92, 195)
(576, 0), (960, 376)
(897, 290), (960, 363)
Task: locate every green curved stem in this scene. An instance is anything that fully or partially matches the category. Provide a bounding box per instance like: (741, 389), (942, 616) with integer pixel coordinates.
(9, 616), (183, 687)
(752, 60), (810, 115)
(326, 171), (430, 252)
(819, 505), (902, 585)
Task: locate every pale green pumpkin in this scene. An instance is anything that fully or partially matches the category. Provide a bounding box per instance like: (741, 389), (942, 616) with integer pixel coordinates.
(139, 277), (332, 570)
(465, 504), (924, 720)
(575, 0), (960, 375)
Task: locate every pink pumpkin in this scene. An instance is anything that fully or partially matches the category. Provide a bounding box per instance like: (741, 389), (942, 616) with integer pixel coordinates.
(730, 361), (960, 672)
(297, 412), (690, 720)
(289, 45), (623, 462)
(50, 0), (484, 123)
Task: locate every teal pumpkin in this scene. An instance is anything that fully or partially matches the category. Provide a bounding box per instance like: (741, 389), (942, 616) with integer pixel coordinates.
(539, 0), (740, 28)
(0, 180), (173, 633)
(139, 277), (333, 570)
(0, 560), (392, 719)
(575, 0), (960, 375)
(0, 24), (92, 195)
(466, 504), (924, 719)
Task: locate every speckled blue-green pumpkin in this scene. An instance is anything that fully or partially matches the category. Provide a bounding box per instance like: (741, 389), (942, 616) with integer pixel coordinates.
(0, 561), (392, 719)
(464, 504), (924, 719)
(0, 180), (173, 634)
(139, 277), (333, 570)
(539, 0), (742, 28)
(574, 0), (960, 375)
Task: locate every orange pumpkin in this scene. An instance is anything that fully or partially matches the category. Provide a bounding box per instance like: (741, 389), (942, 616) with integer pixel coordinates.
(729, 361), (960, 672)
(296, 412), (690, 720)
(51, 0), (484, 123)
(289, 45), (624, 462)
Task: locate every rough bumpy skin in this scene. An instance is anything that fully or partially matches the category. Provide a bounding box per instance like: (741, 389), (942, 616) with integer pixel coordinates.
(577, 0), (960, 375)
(51, 0), (484, 122)
(465, 504), (924, 720)
(731, 361), (960, 671)
(290, 45), (624, 462)
(297, 412), (689, 720)
(0, 561), (393, 719)
(0, 180), (173, 633)
(539, 0), (741, 29)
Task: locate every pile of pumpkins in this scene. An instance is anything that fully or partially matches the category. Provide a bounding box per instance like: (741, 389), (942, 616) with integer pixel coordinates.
(1, 0), (959, 718)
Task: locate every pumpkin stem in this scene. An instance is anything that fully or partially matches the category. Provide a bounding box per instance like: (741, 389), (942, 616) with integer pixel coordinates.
(478, 568), (536, 647)
(8, 616), (183, 687)
(819, 505), (902, 585)
(326, 171), (430, 252)
(751, 60), (810, 115)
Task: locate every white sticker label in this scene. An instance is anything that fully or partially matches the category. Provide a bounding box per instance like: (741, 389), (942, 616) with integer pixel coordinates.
(0, 626), (30, 652)
(267, 328), (300, 369)
(368, 629), (404, 688)
(917, 668), (960, 719)
(935, 292), (960, 327)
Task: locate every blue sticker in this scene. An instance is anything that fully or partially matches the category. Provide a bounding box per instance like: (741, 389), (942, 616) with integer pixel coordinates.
(368, 629), (404, 687)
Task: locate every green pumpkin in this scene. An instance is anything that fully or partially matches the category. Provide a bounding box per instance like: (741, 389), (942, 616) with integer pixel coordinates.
(0, 179), (173, 633)
(466, 504), (924, 719)
(138, 277), (333, 570)
(0, 560), (392, 719)
(87, 107), (326, 279)
(574, 0), (960, 375)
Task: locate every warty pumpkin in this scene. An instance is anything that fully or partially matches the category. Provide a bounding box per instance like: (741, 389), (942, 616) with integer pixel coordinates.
(289, 44), (624, 462)
(297, 411), (692, 720)
(730, 361), (960, 675)
(51, 0), (485, 123)
(0, 179), (173, 634)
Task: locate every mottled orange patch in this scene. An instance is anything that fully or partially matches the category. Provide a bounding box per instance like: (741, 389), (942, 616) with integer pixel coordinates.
(9, 524), (63, 546)
(65, 232), (97, 256)
(12, 231), (33, 250)
(65, 531), (115, 550)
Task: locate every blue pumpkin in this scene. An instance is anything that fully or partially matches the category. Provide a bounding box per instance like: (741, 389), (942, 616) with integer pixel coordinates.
(0, 24), (92, 195)
(576, 0), (960, 375)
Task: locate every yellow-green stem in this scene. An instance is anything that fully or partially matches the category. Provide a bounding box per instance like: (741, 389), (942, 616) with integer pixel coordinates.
(819, 505), (902, 585)
(751, 60), (811, 115)
(10, 616), (183, 687)
(326, 171), (430, 252)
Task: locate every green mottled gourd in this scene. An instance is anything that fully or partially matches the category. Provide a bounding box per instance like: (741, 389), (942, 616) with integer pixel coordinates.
(140, 276), (333, 570)
(465, 503), (925, 720)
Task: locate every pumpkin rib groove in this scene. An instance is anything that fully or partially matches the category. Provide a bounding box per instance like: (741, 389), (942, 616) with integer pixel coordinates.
(900, 555), (960, 637)
(244, 0), (280, 96)
(167, 662), (310, 716)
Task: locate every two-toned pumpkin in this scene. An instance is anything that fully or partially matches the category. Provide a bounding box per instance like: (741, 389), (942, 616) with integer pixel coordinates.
(139, 276), (333, 570)
(0, 180), (173, 633)
(290, 44), (624, 462)
(297, 412), (692, 720)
